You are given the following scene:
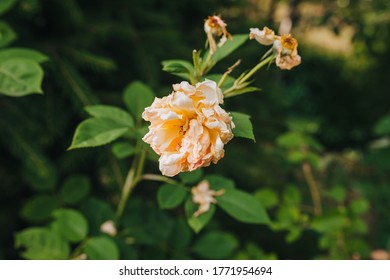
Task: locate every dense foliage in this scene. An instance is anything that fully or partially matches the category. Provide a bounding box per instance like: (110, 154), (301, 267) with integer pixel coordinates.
(1, 0), (390, 260)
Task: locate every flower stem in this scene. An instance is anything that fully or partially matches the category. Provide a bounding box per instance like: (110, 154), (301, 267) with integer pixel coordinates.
(108, 151), (124, 189)
(239, 55), (274, 85)
(222, 55), (274, 98)
(135, 150), (146, 179)
(192, 50), (201, 84)
(115, 161), (137, 221)
(115, 149), (146, 222)
(200, 51), (214, 77)
(218, 59), (241, 88)
(141, 173), (179, 185)
(302, 162), (322, 216)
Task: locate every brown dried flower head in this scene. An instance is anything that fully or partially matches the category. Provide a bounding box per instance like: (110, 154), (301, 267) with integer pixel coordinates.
(204, 15), (232, 54)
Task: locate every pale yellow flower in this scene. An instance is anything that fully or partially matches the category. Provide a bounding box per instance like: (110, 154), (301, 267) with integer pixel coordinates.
(204, 15), (232, 54)
(191, 180), (224, 217)
(249, 27), (276, 46)
(142, 80), (234, 177)
(250, 27), (301, 70)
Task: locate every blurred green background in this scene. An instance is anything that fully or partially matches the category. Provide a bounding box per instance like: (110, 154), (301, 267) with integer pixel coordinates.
(1, 0), (390, 260)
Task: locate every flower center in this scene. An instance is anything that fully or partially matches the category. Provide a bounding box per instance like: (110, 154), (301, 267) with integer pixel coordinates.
(280, 34), (298, 51)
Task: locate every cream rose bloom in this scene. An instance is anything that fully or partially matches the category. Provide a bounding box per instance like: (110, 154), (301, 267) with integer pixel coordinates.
(142, 80), (235, 177)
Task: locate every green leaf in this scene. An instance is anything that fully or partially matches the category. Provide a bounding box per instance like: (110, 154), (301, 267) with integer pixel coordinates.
(15, 228), (70, 260)
(60, 175), (91, 204)
(20, 195), (61, 223)
(0, 58), (44, 97)
(326, 185), (346, 203)
(311, 214), (346, 233)
(210, 34), (248, 63)
(79, 197), (115, 236)
(217, 189), (270, 224)
(0, 21), (16, 47)
(162, 59), (194, 80)
(111, 142), (136, 159)
(51, 209), (88, 243)
(349, 198), (370, 215)
(205, 174), (236, 191)
(168, 218), (193, 250)
(254, 188), (279, 209)
(0, 0), (16, 15)
(283, 185), (301, 205)
(193, 231), (238, 259)
(157, 183), (188, 209)
(224, 86), (261, 98)
(239, 242), (277, 260)
(83, 236), (119, 260)
(286, 150), (306, 163)
(231, 112), (255, 141)
(185, 197), (215, 233)
(123, 201), (174, 245)
(0, 48), (49, 63)
(206, 73), (235, 91)
(85, 105), (134, 127)
(69, 118), (129, 149)
(374, 113), (390, 135)
(277, 132), (309, 149)
(277, 132), (303, 148)
(274, 205), (300, 226)
(179, 169), (203, 184)
(287, 119), (319, 133)
(286, 228), (302, 243)
(123, 81), (155, 120)
(350, 219), (368, 234)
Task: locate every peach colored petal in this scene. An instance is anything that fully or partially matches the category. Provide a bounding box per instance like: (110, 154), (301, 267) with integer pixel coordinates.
(173, 81), (196, 93)
(249, 27), (276, 46)
(159, 153), (187, 177)
(276, 53), (301, 70)
(195, 79), (224, 104)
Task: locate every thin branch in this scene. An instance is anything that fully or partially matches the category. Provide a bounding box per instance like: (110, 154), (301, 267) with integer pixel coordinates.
(141, 173), (180, 185)
(302, 162), (322, 216)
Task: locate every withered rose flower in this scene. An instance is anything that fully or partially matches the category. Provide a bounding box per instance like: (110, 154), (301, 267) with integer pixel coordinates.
(204, 15), (232, 54)
(142, 80), (234, 177)
(191, 180), (224, 217)
(273, 34), (301, 70)
(249, 27), (301, 70)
